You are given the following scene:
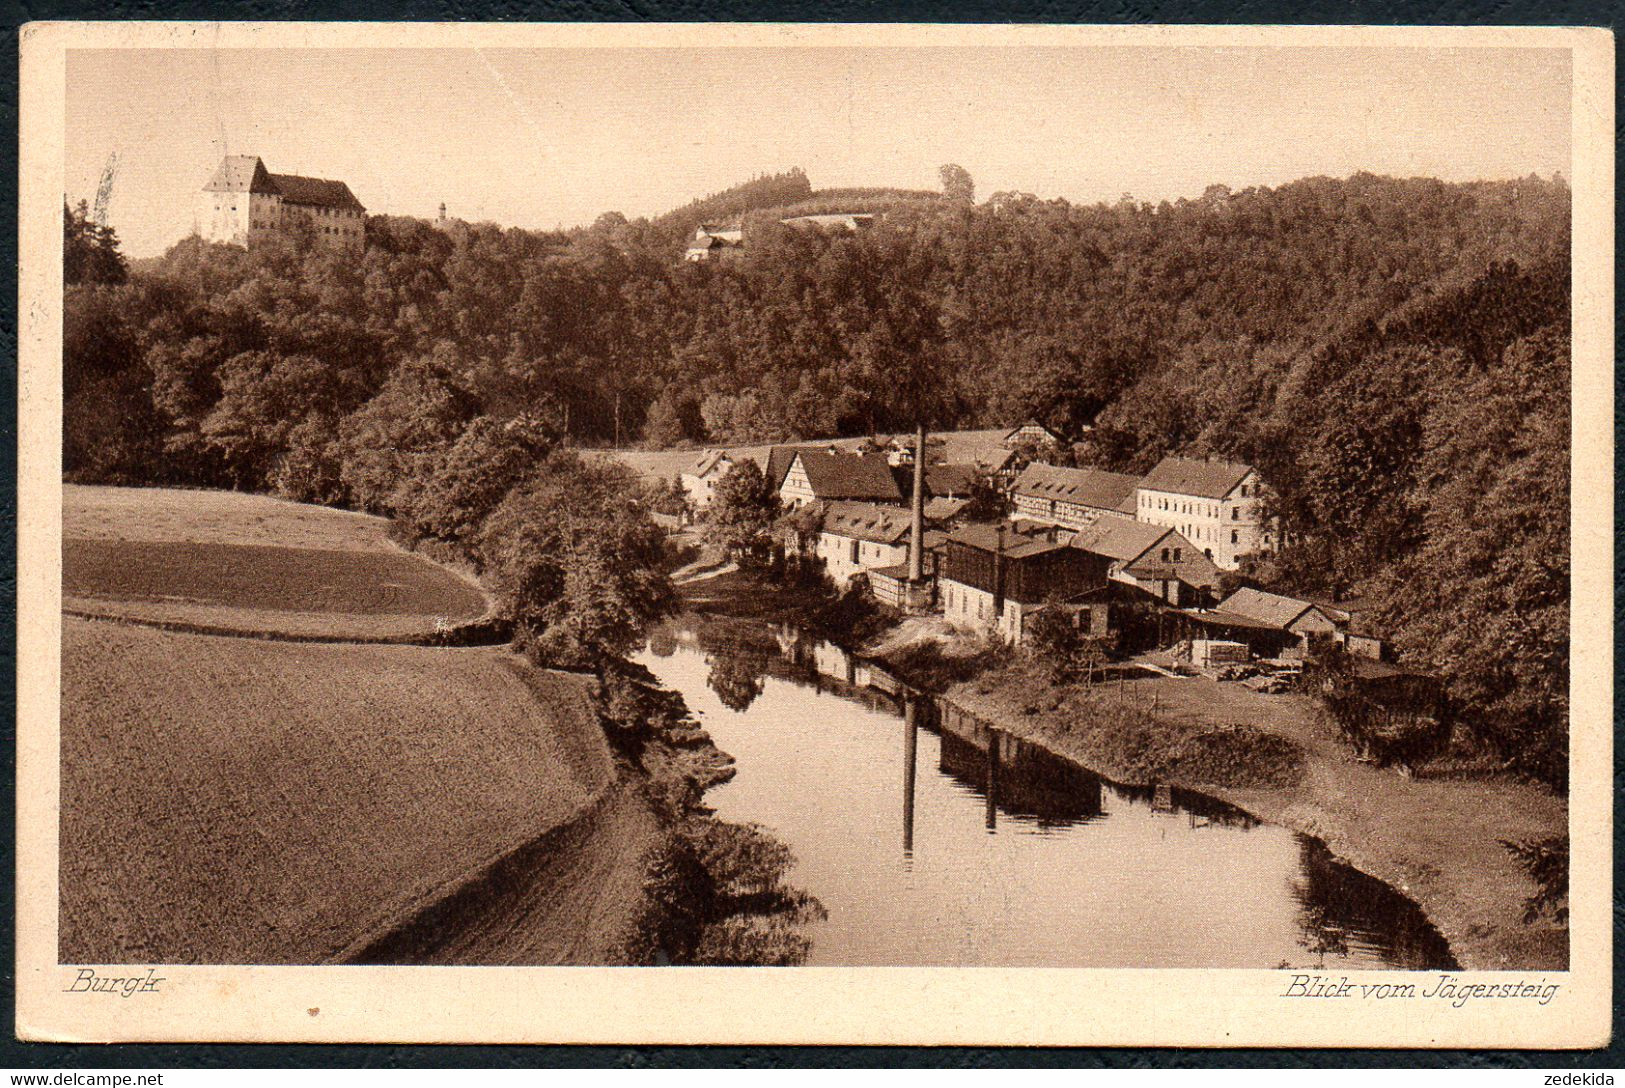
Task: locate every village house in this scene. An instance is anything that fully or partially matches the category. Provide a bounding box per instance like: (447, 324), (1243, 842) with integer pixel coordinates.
(1134, 456), (1272, 570)
(1067, 518), (1221, 608)
(679, 449), (737, 510)
(1009, 463), (1141, 531)
(684, 224), (745, 262)
(938, 523), (1111, 645)
(775, 447), (904, 509)
(802, 501), (946, 612)
(200, 156), (365, 255)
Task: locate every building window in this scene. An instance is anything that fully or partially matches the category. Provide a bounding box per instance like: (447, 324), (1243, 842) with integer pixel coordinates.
(1232, 507), (1240, 520)
(850, 541), (860, 564)
(1172, 548), (1182, 561)
(1160, 547), (1171, 562)
(1231, 529), (1239, 544)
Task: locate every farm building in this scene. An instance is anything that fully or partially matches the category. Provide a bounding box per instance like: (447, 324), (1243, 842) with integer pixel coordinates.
(1010, 463), (1140, 531)
(777, 448), (905, 509)
(938, 523), (1111, 645)
(1133, 456), (1272, 571)
(1068, 518), (1221, 608)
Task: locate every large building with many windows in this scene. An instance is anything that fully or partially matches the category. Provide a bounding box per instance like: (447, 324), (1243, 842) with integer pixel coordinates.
(1133, 456), (1271, 570)
(199, 156), (365, 255)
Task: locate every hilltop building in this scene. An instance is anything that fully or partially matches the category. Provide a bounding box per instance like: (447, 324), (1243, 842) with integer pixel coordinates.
(685, 224), (744, 262)
(199, 156), (365, 255)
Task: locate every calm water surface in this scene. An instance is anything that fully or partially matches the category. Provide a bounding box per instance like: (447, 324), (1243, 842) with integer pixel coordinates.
(635, 619), (1456, 970)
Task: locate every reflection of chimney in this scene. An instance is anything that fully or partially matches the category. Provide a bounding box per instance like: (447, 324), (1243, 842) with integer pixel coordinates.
(902, 699), (918, 859)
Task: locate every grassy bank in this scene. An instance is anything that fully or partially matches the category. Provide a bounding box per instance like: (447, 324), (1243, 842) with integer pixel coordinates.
(916, 657), (1568, 971)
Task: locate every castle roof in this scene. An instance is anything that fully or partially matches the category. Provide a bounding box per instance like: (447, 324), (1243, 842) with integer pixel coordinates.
(268, 173), (365, 211)
(203, 155), (277, 194)
(202, 156), (365, 211)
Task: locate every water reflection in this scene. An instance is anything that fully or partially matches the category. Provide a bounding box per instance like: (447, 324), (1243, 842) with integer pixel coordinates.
(641, 617), (1456, 969)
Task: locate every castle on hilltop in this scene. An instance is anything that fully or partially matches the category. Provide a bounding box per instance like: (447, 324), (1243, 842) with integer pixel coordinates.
(199, 156), (366, 255)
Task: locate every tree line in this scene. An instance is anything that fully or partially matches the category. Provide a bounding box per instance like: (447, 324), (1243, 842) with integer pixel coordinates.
(62, 168), (1572, 784)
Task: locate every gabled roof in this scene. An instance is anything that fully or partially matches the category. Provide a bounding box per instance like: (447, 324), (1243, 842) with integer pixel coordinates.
(1139, 456), (1254, 500)
(203, 155), (277, 194)
(268, 172), (365, 211)
(821, 501), (916, 545)
(945, 522), (1071, 561)
(766, 445), (818, 491)
(688, 449), (733, 478)
(1215, 587), (1323, 629)
(790, 449), (904, 503)
(1068, 518), (1170, 564)
(1004, 421), (1062, 445)
(924, 463), (977, 497)
(1011, 463), (1142, 511)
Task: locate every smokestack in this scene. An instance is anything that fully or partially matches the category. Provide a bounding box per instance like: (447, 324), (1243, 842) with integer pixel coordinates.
(993, 522), (1007, 617)
(908, 423), (927, 584)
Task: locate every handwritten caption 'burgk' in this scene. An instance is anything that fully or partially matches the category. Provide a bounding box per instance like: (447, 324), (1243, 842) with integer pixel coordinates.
(62, 968), (164, 997)
(1282, 974), (1560, 1008)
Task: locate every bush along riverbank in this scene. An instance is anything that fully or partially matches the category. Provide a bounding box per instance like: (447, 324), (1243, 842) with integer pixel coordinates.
(594, 661), (828, 966)
(677, 566), (1567, 972)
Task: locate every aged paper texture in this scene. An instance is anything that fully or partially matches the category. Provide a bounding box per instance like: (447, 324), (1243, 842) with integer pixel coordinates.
(16, 21), (1614, 1046)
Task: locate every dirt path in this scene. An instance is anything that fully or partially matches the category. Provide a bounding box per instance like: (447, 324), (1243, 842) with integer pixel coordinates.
(945, 670), (1568, 970)
(343, 780), (660, 966)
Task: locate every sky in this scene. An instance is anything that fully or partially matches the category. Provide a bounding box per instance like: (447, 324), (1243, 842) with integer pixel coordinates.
(65, 45), (1572, 257)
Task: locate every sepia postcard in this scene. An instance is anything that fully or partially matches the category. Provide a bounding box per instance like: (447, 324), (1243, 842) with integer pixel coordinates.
(15, 21), (1614, 1047)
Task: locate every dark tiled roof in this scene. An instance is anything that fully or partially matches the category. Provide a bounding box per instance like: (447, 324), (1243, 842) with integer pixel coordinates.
(1012, 463), (1142, 510)
(767, 445), (818, 491)
(268, 172), (366, 211)
(1139, 456), (1254, 500)
(794, 450), (904, 503)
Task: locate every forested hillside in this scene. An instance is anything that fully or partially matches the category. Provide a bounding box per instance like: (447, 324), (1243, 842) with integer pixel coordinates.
(62, 169), (1572, 783)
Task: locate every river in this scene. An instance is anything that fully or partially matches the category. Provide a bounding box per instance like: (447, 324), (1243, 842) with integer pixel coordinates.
(635, 617), (1457, 970)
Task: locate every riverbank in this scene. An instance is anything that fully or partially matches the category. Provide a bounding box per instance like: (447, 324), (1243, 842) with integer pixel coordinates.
(680, 568), (1568, 971)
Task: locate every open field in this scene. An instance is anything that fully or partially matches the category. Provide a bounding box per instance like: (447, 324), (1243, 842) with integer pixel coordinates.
(64, 483), (399, 552)
(589, 427), (1010, 485)
(60, 617), (616, 964)
(63, 485), (490, 640)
